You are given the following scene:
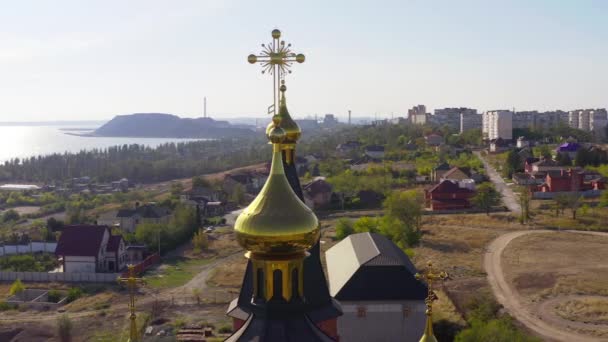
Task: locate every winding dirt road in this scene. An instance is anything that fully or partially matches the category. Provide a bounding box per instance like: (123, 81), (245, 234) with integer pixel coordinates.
(484, 230), (608, 342)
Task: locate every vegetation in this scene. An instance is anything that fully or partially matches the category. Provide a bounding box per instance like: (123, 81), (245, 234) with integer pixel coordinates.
(57, 314), (73, 342)
(335, 218), (354, 240)
(135, 205), (199, 253)
(503, 149), (522, 178)
(47, 289), (62, 303)
(192, 229), (210, 252)
(554, 193), (582, 220)
(66, 287), (83, 303)
(9, 278), (25, 296)
(518, 187), (531, 224)
(471, 183), (502, 215)
(455, 293), (540, 342)
(146, 256), (212, 289)
(574, 147), (608, 167)
(0, 253), (59, 272)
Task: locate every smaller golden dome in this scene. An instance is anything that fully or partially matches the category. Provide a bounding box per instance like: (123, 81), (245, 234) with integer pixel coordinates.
(272, 29), (281, 39)
(247, 54), (257, 64)
(268, 126), (286, 144)
(265, 83), (301, 145)
(295, 53), (305, 63)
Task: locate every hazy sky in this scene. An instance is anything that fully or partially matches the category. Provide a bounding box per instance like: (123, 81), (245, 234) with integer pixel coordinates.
(0, 0), (606, 121)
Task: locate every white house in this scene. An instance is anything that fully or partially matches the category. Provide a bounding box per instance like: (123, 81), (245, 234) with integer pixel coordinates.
(55, 225), (127, 273)
(326, 233), (427, 342)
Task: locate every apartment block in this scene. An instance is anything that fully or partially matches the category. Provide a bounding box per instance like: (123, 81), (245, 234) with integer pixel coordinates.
(482, 110), (513, 140)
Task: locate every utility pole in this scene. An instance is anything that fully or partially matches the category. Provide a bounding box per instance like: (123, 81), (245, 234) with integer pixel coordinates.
(348, 110), (352, 125)
(204, 97), (207, 118)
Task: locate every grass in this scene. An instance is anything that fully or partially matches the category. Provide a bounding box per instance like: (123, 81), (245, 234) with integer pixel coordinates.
(145, 256), (213, 289)
(555, 297), (608, 324)
(207, 258), (246, 288)
(502, 232), (608, 301)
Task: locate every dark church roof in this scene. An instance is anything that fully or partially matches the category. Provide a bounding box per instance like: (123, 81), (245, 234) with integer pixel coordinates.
(326, 232), (427, 301)
(225, 312), (334, 342)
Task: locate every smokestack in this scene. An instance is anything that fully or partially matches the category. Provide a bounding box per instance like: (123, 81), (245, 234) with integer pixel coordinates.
(204, 97), (207, 118)
(348, 110), (351, 125)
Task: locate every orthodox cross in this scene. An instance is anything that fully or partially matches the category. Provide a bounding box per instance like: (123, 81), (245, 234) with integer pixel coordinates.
(248, 29), (305, 115)
(415, 261), (448, 316)
(118, 265), (145, 342)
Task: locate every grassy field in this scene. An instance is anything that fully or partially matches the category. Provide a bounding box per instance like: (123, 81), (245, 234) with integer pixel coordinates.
(145, 256), (214, 289)
(502, 232), (608, 301)
(555, 297), (608, 325)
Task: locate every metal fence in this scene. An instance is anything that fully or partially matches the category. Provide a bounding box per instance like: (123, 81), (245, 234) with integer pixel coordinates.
(0, 242), (57, 256)
(0, 271), (120, 283)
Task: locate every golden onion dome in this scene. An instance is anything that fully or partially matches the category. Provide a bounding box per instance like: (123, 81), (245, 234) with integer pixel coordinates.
(266, 83), (301, 145)
(235, 118), (319, 256)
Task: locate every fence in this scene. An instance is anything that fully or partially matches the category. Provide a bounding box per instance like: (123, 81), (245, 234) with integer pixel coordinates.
(0, 271), (120, 283)
(123, 253), (161, 277)
(532, 189), (603, 200)
(0, 242), (57, 256)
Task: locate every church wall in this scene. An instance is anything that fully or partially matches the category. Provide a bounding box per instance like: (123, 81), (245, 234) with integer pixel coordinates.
(337, 300), (426, 342)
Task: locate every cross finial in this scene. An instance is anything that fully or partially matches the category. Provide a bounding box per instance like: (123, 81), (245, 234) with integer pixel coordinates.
(118, 264), (146, 342)
(247, 29), (305, 115)
(415, 261), (448, 342)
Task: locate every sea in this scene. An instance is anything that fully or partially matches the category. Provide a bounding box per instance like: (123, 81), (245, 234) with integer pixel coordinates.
(0, 124), (201, 164)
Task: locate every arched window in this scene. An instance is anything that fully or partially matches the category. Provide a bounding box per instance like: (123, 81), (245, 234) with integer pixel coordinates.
(273, 269), (283, 300)
(291, 268), (299, 299)
(256, 268), (264, 299)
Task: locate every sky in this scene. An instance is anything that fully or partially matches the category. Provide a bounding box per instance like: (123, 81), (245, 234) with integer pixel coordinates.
(0, 0), (606, 122)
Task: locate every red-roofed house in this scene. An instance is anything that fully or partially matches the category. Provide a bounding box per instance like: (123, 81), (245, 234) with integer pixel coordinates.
(425, 180), (475, 210)
(55, 225), (127, 273)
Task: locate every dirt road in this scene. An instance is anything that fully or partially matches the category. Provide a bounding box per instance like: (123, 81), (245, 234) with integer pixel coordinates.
(484, 230), (608, 342)
(474, 151), (521, 214)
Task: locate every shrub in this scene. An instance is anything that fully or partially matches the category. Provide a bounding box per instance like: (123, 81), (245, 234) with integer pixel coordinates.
(334, 218), (354, 240)
(47, 290), (62, 303)
(9, 279), (25, 296)
(66, 287), (83, 303)
(218, 325), (233, 334)
(57, 314), (73, 342)
(0, 301), (17, 311)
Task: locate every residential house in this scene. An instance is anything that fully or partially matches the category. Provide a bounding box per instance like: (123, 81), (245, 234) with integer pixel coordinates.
(303, 177), (333, 210)
(431, 163), (451, 182)
(516, 137), (530, 148)
(424, 133), (444, 147)
(555, 142), (581, 159)
(536, 169), (605, 193)
(336, 141), (362, 157)
(523, 157), (540, 173)
(55, 225), (126, 273)
(440, 167), (471, 182)
(530, 158), (563, 173)
(326, 232), (427, 342)
(116, 203), (172, 233)
(223, 170), (269, 195)
(364, 145), (385, 160)
(425, 180), (475, 210)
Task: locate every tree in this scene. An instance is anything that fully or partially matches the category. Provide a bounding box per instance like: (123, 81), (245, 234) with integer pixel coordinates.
(335, 218), (354, 240)
(9, 278), (25, 296)
(192, 229), (210, 252)
(57, 314), (73, 342)
(47, 217), (64, 232)
(555, 152), (572, 166)
(518, 187), (531, 224)
(170, 182), (185, 197)
(230, 183), (246, 205)
(353, 217), (379, 234)
(536, 144), (552, 159)
(381, 190), (424, 247)
(553, 194), (570, 217)
(562, 194), (582, 220)
(504, 149), (521, 178)
(472, 183), (501, 215)
(2, 209), (20, 223)
(192, 176), (210, 189)
(599, 191), (608, 208)
(327, 171), (359, 210)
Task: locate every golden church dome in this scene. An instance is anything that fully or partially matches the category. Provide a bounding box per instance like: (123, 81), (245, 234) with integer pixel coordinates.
(235, 115), (319, 257)
(265, 83), (301, 145)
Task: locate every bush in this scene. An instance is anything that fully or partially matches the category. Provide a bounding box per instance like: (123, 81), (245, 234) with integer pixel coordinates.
(455, 316), (540, 342)
(9, 279), (25, 296)
(334, 218), (354, 240)
(218, 324), (233, 334)
(0, 301), (17, 311)
(47, 290), (62, 303)
(57, 314), (73, 342)
(66, 287), (83, 303)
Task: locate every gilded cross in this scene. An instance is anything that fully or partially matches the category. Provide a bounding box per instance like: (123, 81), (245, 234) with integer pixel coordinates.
(415, 261), (448, 316)
(118, 265), (145, 342)
(247, 29), (305, 115)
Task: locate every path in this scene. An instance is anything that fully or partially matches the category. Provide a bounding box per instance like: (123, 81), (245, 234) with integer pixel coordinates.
(484, 230), (608, 342)
(474, 151), (520, 214)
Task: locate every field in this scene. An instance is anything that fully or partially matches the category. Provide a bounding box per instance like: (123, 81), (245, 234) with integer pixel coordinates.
(502, 231), (608, 338)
